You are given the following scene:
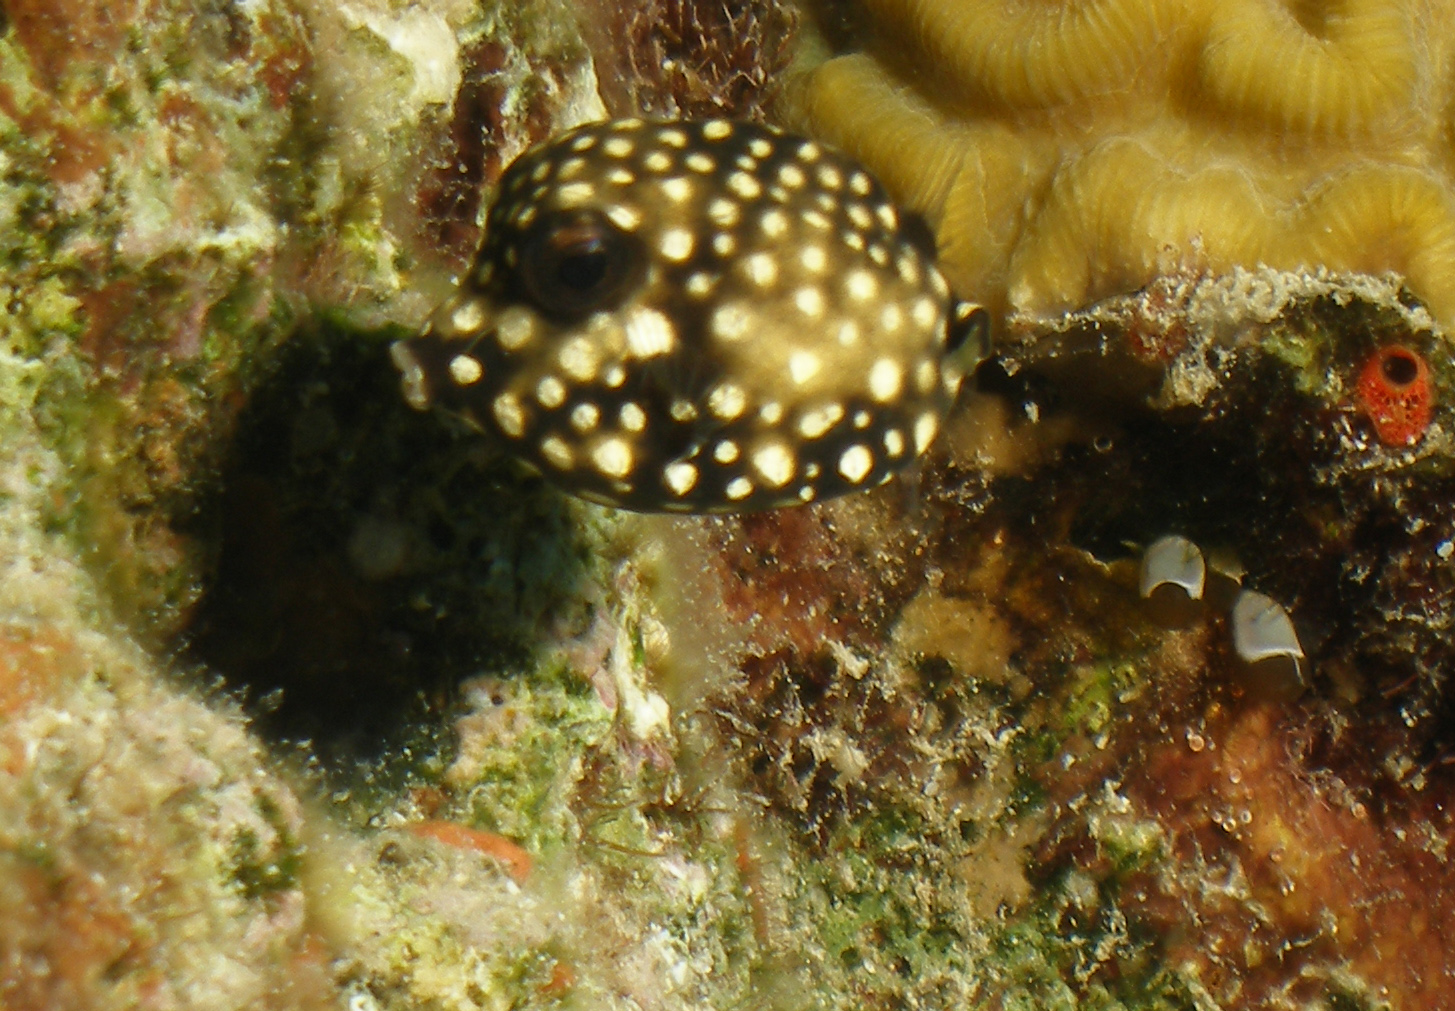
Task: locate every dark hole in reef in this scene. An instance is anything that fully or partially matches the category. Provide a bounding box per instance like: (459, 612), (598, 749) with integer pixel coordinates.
(1381, 347), (1420, 387)
(181, 320), (593, 770)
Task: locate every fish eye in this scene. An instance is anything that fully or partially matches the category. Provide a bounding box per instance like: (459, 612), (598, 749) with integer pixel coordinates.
(516, 210), (644, 320)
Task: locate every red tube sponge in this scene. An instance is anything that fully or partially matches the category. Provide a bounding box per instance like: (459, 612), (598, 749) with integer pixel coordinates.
(1355, 344), (1434, 447)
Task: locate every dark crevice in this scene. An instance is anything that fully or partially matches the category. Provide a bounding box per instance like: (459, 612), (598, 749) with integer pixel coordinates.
(179, 321), (595, 769)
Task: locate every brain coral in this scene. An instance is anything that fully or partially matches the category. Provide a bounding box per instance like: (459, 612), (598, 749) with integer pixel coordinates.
(794, 0), (1455, 328)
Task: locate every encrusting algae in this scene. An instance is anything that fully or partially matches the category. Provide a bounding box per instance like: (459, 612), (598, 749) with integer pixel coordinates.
(796, 0), (1455, 328)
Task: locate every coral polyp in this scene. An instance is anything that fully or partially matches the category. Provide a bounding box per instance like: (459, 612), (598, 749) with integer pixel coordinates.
(795, 0), (1455, 328)
(1356, 344), (1433, 446)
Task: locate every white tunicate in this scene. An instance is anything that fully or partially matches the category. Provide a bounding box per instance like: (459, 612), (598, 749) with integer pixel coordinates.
(1231, 589), (1305, 683)
(1139, 534), (1206, 600)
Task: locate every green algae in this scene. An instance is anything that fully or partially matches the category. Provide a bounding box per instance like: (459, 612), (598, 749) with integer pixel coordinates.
(0, 0), (315, 641)
(229, 795), (304, 900)
(457, 660), (615, 855)
(1090, 814), (1166, 877)
(797, 831), (980, 1004)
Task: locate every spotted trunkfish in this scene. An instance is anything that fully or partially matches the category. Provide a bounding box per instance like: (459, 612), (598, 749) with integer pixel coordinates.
(392, 118), (989, 512)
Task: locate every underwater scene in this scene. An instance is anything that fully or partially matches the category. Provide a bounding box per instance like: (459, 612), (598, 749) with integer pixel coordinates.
(0, 0), (1452, 1008)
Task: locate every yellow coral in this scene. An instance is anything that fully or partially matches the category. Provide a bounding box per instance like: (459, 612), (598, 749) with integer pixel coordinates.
(795, 0), (1455, 327)
(1196, 0), (1419, 136)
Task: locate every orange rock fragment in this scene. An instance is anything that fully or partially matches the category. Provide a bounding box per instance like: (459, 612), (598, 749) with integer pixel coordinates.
(537, 960), (576, 998)
(407, 820), (533, 882)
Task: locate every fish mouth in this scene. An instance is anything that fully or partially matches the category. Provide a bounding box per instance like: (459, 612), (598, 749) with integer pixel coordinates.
(390, 325), (500, 415)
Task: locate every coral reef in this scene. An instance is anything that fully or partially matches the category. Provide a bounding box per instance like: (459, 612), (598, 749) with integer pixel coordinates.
(654, 266), (1455, 1006)
(0, 0), (310, 639)
(0, 0), (606, 646)
(0, 0), (624, 1003)
(989, 268), (1455, 756)
(6, 0), (1455, 1009)
(625, 0), (797, 120)
(0, 341), (335, 1011)
(794, 0), (1455, 330)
